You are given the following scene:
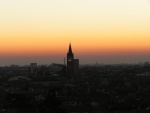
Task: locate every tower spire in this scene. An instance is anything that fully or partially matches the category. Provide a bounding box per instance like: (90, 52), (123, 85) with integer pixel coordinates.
(68, 43), (73, 54)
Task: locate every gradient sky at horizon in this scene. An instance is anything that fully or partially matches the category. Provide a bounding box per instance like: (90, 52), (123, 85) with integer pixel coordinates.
(0, 0), (150, 65)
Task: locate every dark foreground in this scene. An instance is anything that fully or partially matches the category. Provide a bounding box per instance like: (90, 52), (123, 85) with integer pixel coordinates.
(0, 63), (150, 113)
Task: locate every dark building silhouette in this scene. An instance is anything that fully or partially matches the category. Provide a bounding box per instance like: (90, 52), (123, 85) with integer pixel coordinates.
(67, 43), (74, 71)
(67, 44), (79, 72)
(30, 63), (38, 67)
(74, 59), (79, 71)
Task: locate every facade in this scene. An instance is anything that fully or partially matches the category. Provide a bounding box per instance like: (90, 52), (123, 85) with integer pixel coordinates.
(74, 59), (79, 71)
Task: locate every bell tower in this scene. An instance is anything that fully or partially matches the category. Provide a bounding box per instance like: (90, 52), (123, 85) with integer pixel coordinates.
(67, 43), (74, 70)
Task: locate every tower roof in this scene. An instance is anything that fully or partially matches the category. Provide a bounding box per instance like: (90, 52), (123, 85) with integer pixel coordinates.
(68, 43), (73, 55)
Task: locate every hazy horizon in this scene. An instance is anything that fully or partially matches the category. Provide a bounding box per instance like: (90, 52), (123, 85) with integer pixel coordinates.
(0, 52), (150, 66)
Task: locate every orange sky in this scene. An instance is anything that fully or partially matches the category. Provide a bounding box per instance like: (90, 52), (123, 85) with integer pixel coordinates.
(0, 0), (150, 65)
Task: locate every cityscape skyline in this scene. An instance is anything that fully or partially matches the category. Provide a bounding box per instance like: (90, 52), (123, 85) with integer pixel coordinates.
(0, 43), (150, 66)
(0, 0), (150, 65)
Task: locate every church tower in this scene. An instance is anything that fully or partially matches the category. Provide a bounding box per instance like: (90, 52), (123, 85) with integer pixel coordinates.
(67, 43), (74, 71)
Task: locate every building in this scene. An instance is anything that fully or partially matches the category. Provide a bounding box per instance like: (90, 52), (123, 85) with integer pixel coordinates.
(67, 44), (79, 72)
(30, 63), (38, 67)
(67, 43), (74, 71)
(74, 59), (79, 71)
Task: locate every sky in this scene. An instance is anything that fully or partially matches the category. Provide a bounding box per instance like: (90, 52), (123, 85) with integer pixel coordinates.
(0, 0), (150, 65)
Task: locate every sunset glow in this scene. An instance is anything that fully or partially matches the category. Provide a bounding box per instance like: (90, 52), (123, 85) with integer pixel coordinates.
(0, 0), (150, 65)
